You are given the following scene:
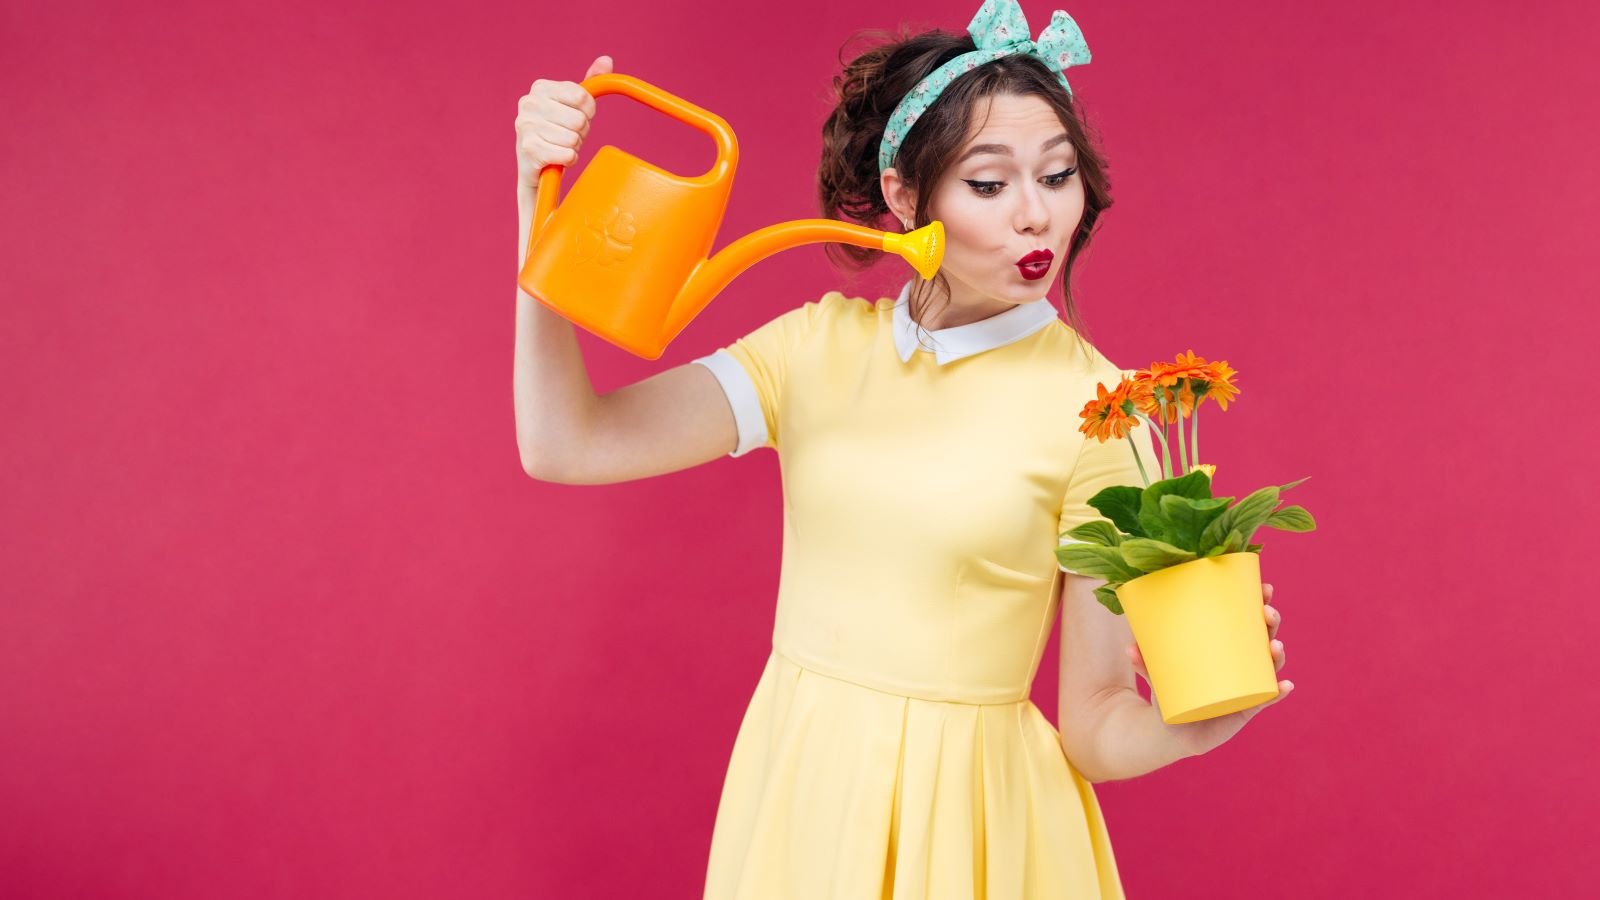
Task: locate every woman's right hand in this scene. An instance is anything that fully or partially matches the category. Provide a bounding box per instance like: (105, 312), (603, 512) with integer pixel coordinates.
(515, 55), (613, 191)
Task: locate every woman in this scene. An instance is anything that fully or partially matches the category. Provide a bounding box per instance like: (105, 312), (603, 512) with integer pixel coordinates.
(513, 2), (1292, 896)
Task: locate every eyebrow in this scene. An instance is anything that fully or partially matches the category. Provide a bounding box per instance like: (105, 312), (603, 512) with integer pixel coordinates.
(958, 133), (1075, 162)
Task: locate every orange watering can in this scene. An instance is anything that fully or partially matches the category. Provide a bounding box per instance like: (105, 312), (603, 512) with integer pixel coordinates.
(518, 73), (945, 360)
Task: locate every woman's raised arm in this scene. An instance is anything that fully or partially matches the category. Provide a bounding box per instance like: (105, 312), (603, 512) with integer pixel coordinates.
(512, 57), (738, 484)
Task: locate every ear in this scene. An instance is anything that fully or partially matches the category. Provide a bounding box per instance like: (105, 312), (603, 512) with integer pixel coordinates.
(880, 167), (917, 228)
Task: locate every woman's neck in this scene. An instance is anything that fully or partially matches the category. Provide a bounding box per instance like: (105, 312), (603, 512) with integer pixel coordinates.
(917, 280), (1022, 330)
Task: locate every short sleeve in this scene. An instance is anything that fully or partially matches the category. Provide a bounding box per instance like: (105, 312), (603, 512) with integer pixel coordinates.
(690, 300), (819, 457)
(1057, 411), (1159, 575)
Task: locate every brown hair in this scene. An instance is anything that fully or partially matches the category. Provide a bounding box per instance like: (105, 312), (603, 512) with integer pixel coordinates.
(817, 24), (1113, 359)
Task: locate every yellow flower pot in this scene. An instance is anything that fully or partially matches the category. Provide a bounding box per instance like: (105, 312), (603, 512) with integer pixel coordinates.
(1115, 551), (1280, 725)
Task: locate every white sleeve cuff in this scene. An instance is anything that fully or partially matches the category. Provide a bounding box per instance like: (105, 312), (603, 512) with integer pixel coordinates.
(1056, 536), (1090, 575)
(691, 349), (768, 457)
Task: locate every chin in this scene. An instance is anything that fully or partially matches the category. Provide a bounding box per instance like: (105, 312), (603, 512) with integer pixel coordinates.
(1005, 275), (1053, 296)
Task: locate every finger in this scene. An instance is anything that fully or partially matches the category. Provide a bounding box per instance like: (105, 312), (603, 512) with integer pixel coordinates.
(537, 80), (597, 119)
(1271, 639), (1285, 672)
(1126, 644), (1149, 682)
(553, 74), (598, 120)
(584, 54), (613, 81)
(533, 120), (582, 152)
(1265, 604), (1280, 639)
(1263, 582), (1274, 604)
(1238, 679), (1296, 725)
(532, 99), (587, 134)
(520, 131), (576, 167)
(568, 81), (597, 120)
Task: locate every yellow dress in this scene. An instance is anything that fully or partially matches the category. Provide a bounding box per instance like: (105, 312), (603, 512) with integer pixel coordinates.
(689, 282), (1155, 899)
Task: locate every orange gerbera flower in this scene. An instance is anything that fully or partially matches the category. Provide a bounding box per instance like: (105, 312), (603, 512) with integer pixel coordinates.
(1124, 375), (1157, 417)
(1163, 350), (1212, 386)
(1200, 360), (1240, 411)
(1135, 363), (1196, 423)
(1078, 376), (1143, 442)
(1134, 351), (1242, 421)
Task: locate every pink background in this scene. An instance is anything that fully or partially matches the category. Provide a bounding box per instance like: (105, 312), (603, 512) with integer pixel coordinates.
(4, 0), (1596, 896)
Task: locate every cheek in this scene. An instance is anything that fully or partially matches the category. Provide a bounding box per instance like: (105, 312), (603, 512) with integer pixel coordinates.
(931, 195), (1002, 254)
(1059, 183), (1088, 219)
(939, 224), (992, 267)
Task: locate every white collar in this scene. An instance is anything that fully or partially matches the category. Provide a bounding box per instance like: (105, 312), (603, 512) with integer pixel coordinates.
(891, 280), (1059, 365)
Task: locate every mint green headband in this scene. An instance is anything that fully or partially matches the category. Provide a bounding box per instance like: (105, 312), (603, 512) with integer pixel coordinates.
(877, 0), (1092, 175)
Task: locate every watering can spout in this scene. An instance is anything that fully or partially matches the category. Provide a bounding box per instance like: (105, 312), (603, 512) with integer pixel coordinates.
(662, 220), (944, 350)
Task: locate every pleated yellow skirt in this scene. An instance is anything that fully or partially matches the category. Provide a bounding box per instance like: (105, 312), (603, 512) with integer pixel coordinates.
(703, 650), (1124, 899)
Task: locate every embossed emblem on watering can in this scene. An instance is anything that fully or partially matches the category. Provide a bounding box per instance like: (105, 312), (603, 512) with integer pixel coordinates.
(517, 73), (945, 360)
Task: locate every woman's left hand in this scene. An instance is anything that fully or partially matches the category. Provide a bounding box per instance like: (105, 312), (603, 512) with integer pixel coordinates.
(1126, 582), (1294, 759)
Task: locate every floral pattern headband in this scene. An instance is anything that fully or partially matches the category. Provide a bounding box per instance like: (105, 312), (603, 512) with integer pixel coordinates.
(877, 0), (1092, 175)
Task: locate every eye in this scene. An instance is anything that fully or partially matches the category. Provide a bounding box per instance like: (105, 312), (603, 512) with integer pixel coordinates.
(1043, 166), (1079, 187)
(963, 167), (1079, 198)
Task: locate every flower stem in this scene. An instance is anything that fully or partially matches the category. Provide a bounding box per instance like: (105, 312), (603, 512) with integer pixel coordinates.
(1129, 433), (1151, 487)
(1174, 382), (1189, 474)
(1142, 406), (1173, 481)
(1191, 398), (1201, 468)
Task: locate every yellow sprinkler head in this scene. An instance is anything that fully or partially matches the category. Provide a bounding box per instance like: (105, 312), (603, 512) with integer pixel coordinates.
(882, 221), (944, 280)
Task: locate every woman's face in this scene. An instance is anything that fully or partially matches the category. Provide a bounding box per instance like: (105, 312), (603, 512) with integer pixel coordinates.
(889, 92), (1085, 318)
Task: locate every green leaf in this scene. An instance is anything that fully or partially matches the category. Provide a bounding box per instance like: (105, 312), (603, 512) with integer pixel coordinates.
(1087, 485), (1146, 537)
(1219, 529), (1249, 554)
(1246, 543), (1264, 553)
(1157, 494), (1231, 552)
(1199, 485), (1281, 555)
(1055, 544), (1144, 583)
(1094, 584), (1125, 615)
(1119, 537), (1199, 571)
(1136, 469), (1214, 544)
(1262, 504), (1317, 533)
(1278, 475), (1311, 493)
(1064, 519), (1124, 546)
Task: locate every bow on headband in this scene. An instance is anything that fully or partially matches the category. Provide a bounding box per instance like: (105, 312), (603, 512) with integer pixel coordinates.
(877, 0), (1092, 174)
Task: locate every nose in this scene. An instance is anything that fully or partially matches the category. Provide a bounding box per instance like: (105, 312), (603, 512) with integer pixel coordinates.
(1015, 181), (1050, 234)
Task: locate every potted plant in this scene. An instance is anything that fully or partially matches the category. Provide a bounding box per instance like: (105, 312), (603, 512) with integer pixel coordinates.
(1055, 351), (1316, 724)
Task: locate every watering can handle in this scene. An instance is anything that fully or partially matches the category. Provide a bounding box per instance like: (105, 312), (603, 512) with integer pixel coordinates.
(531, 73), (739, 237)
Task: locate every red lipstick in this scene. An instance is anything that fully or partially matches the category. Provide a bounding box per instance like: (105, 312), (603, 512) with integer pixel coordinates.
(1016, 249), (1053, 280)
